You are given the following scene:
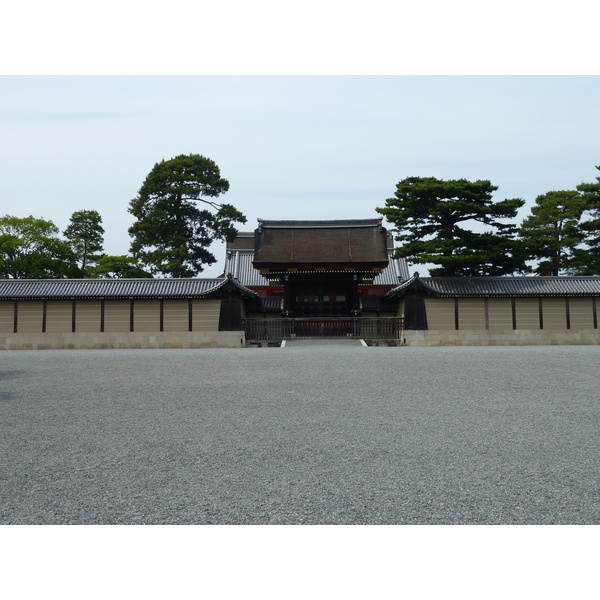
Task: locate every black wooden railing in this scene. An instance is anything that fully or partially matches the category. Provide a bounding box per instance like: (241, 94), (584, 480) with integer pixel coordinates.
(243, 317), (403, 342)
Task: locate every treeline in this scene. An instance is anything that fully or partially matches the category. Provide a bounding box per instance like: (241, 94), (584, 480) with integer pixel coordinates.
(2, 155), (600, 279)
(377, 166), (600, 277)
(0, 154), (246, 280)
(0, 212), (151, 279)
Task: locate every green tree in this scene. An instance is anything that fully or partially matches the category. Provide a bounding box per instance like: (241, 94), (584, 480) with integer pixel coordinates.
(63, 209), (105, 277)
(128, 154), (246, 277)
(376, 177), (526, 276)
(571, 166), (600, 275)
(0, 215), (78, 278)
(89, 255), (152, 279)
(519, 190), (589, 276)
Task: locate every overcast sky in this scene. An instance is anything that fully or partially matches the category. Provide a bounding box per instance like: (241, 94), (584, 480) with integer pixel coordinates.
(1, 75), (599, 276)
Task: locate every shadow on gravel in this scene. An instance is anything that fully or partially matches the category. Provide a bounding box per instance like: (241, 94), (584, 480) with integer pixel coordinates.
(0, 370), (24, 401)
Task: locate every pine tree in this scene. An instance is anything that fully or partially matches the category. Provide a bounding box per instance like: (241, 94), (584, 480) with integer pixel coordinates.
(63, 209), (105, 277)
(128, 154), (246, 277)
(519, 190), (588, 276)
(377, 176), (525, 276)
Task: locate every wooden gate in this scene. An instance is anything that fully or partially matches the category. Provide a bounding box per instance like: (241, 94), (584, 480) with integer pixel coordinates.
(243, 318), (403, 343)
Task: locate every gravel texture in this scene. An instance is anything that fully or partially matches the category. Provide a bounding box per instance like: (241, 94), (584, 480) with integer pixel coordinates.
(1, 344), (599, 524)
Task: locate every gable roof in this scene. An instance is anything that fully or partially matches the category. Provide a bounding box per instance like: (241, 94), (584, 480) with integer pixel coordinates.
(0, 275), (258, 301)
(224, 247), (409, 287)
(253, 219), (389, 270)
(387, 274), (600, 298)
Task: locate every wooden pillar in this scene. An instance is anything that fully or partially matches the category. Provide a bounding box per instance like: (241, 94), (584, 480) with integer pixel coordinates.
(350, 276), (360, 315)
(283, 276), (292, 316)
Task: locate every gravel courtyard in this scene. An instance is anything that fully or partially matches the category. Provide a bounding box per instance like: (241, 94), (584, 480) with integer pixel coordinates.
(1, 344), (598, 524)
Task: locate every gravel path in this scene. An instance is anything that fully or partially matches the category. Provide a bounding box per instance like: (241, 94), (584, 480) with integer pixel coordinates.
(1, 345), (599, 524)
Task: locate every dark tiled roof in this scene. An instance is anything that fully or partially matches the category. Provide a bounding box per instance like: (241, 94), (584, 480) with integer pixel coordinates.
(224, 250), (271, 287)
(360, 295), (398, 311)
(257, 219), (384, 229)
(253, 219), (389, 268)
(226, 231), (255, 250)
(245, 296), (284, 313)
(0, 276), (258, 300)
(388, 275), (600, 298)
(365, 251), (409, 285)
(224, 248), (408, 287)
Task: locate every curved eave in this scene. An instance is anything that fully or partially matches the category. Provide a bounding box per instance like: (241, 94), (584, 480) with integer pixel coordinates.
(257, 266), (388, 278)
(203, 275), (259, 299)
(385, 276), (441, 298)
(386, 275), (600, 299)
(0, 277), (258, 301)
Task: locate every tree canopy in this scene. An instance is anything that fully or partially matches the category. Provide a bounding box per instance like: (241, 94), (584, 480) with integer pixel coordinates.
(63, 209), (105, 277)
(376, 177), (526, 276)
(90, 255), (152, 279)
(128, 154), (246, 278)
(572, 166), (600, 275)
(0, 215), (78, 278)
(519, 190), (589, 275)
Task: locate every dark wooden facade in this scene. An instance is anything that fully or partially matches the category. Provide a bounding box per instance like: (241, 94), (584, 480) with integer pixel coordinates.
(250, 219), (392, 318)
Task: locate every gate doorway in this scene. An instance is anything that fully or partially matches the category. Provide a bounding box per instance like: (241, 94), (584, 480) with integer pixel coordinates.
(243, 317), (403, 344)
(290, 281), (353, 318)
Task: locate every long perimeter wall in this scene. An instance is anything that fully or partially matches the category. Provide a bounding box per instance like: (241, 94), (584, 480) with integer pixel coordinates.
(0, 299), (245, 349)
(403, 296), (600, 346)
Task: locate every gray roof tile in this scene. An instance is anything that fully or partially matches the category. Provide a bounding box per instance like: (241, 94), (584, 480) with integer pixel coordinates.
(246, 296), (284, 313)
(0, 277), (256, 300)
(224, 249), (408, 287)
(257, 219), (384, 229)
(388, 275), (600, 297)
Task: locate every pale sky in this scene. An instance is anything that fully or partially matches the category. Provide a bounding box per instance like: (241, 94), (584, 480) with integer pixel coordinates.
(1, 75), (599, 276)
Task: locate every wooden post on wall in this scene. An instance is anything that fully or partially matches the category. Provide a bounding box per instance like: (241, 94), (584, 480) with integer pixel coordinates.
(454, 298), (459, 330)
(511, 298), (517, 330)
(484, 298), (489, 330)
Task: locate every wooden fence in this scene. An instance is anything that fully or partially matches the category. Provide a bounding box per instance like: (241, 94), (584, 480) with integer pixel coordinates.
(243, 317), (403, 342)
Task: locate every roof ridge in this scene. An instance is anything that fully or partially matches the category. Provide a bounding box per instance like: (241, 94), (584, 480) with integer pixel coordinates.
(256, 218), (383, 229)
